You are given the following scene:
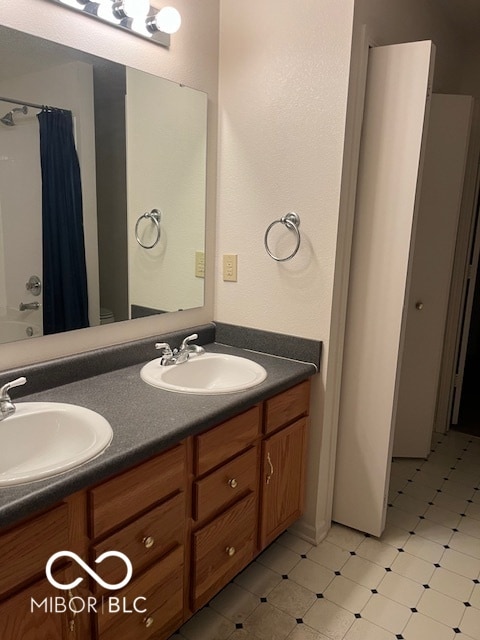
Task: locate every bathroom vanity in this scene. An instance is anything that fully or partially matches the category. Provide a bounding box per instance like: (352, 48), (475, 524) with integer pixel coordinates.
(0, 329), (317, 640)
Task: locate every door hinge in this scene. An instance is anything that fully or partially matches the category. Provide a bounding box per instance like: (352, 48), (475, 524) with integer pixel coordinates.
(467, 264), (475, 280)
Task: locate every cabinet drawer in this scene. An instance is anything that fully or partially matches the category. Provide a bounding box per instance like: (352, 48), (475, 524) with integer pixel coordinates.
(89, 444), (185, 538)
(98, 545), (184, 640)
(195, 406), (261, 475)
(0, 503), (69, 598)
(192, 493), (256, 610)
(194, 447), (258, 522)
(264, 380), (310, 434)
(92, 492), (185, 593)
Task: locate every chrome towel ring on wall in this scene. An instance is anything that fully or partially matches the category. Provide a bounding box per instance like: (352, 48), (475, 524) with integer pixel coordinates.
(264, 212), (301, 262)
(135, 209), (162, 249)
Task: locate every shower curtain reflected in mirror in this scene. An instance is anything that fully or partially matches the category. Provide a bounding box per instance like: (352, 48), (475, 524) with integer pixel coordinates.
(37, 108), (89, 334)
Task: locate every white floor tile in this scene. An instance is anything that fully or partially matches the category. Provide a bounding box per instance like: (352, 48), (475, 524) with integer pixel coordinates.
(433, 491), (469, 514)
(424, 504), (462, 529)
(378, 523), (410, 549)
(325, 523), (366, 551)
(288, 558), (335, 594)
(403, 533), (444, 563)
(460, 606), (480, 640)
(429, 566), (475, 602)
(390, 551), (435, 584)
(323, 575), (372, 613)
(341, 555), (387, 590)
(448, 469), (480, 489)
(440, 547), (480, 579)
(234, 561), (282, 597)
(457, 515), (480, 539)
(286, 625), (331, 640)
(401, 612), (455, 640)
(257, 543), (301, 574)
(267, 579), (317, 618)
(414, 518), (453, 545)
(277, 531), (313, 556)
(209, 583), (260, 624)
(180, 607), (235, 640)
(361, 593), (411, 634)
(343, 618), (396, 640)
(356, 537), (399, 568)
(393, 493), (429, 517)
(243, 602), (297, 640)
(442, 479), (475, 500)
(416, 588), (465, 627)
(401, 482), (438, 502)
(377, 570), (424, 607)
(306, 540), (351, 571)
(469, 583), (480, 608)
(385, 506), (420, 532)
(449, 531), (480, 559)
(466, 502), (480, 522)
(302, 599), (355, 640)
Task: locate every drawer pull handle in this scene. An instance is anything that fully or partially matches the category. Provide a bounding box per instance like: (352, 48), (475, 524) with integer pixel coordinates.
(226, 546), (236, 557)
(266, 452), (274, 485)
(144, 616), (154, 628)
(143, 536), (155, 549)
(228, 478), (238, 489)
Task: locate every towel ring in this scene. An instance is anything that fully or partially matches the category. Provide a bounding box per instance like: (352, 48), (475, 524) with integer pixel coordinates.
(264, 212), (301, 262)
(135, 209), (162, 249)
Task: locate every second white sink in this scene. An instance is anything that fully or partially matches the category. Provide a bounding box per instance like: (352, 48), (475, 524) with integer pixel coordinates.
(140, 352), (267, 394)
(0, 403), (113, 487)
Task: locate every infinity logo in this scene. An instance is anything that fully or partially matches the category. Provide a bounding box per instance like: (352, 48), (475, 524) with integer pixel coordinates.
(46, 551), (133, 591)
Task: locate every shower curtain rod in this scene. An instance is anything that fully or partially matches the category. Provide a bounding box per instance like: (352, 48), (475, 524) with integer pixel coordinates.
(0, 96), (63, 111)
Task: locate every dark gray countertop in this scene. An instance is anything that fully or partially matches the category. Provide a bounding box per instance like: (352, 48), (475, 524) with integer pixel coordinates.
(0, 343), (316, 529)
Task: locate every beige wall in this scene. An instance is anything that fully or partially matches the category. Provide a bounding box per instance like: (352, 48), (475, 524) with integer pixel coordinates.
(216, 0), (355, 541)
(0, 0), (219, 369)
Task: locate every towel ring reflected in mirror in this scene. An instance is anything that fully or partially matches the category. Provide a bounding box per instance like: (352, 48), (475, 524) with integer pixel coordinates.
(135, 209), (162, 249)
(264, 212), (301, 262)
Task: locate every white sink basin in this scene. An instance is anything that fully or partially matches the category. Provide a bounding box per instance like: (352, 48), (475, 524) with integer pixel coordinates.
(0, 403), (113, 487)
(140, 353), (267, 394)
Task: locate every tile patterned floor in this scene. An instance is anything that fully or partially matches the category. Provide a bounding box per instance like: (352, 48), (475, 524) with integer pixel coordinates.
(170, 430), (480, 640)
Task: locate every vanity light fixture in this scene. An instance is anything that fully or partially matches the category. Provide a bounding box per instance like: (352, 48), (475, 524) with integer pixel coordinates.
(52, 0), (181, 47)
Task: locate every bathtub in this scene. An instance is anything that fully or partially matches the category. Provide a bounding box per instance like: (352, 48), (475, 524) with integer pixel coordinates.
(0, 320), (42, 344)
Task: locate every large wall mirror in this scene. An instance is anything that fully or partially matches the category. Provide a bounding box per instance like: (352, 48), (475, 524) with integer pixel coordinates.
(0, 25), (207, 346)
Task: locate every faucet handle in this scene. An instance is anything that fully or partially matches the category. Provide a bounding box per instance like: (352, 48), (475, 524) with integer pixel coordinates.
(180, 333), (198, 350)
(0, 376), (27, 401)
(155, 342), (173, 355)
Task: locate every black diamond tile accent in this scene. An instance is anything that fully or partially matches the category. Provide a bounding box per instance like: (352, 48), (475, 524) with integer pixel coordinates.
(371, 589), (378, 594)
(416, 468), (421, 472)
(397, 548), (405, 552)
(409, 531), (416, 535)
(296, 619), (303, 624)
(423, 584), (430, 589)
(408, 479), (413, 483)
(464, 602), (471, 607)
(473, 580), (480, 585)
(398, 490), (404, 494)
(350, 551), (357, 556)
(334, 571), (341, 576)
(450, 466), (456, 470)
(475, 487), (479, 491)
(388, 503), (393, 508)
(301, 554), (307, 559)
(316, 593), (324, 599)
(444, 545), (450, 549)
(428, 502), (434, 505)
(419, 515), (425, 520)
(410, 608), (417, 613)
(396, 635), (404, 639)
(236, 623), (243, 629)
(443, 477), (449, 481)
(260, 597), (267, 603)
(453, 628), (461, 634)
(436, 489), (442, 492)
(282, 574), (288, 580)
(460, 513), (466, 517)
(468, 500), (474, 503)
(365, 533), (371, 537)
(385, 567), (392, 572)
(452, 528), (459, 532)
(434, 563), (441, 568)
(457, 457), (462, 460)
(355, 613), (361, 619)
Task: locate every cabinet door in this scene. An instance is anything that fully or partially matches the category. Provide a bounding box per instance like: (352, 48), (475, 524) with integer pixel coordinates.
(260, 418), (307, 548)
(0, 572), (70, 640)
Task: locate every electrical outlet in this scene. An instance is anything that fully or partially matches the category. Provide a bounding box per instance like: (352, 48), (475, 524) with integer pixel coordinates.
(195, 251), (205, 278)
(223, 254), (238, 282)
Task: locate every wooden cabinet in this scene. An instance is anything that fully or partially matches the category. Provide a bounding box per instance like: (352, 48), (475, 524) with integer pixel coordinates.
(0, 379), (311, 640)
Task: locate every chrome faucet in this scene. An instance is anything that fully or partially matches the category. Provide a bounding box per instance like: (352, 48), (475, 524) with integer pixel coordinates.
(155, 333), (205, 366)
(19, 301), (40, 311)
(0, 377), (26, 421)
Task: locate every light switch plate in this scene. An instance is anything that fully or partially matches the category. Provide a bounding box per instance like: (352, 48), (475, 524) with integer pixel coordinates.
(223, 254), (238, 282)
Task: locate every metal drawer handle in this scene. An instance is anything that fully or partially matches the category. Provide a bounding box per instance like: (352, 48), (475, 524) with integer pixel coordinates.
(266, 452), (274, 485)
(226, 546), (236, 557)
(228, 478), (238, 489)
(143, 616), (154, 628)
(143, 536), (155, 549)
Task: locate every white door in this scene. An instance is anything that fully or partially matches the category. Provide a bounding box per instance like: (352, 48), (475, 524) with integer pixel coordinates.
(393, 95), (473, 455)
(333, 41), (435, 537)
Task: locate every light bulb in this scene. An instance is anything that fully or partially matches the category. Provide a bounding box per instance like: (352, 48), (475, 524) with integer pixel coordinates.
(59, 0), (87, 9)
(130, 17), (152, 37)
(96, 0), (120, 23)
(122, 0), (149, 19)
(152, 6), (181, 34)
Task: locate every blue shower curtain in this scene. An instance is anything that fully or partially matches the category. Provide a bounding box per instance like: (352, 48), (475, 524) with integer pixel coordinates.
(37, 108), (89, 334)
